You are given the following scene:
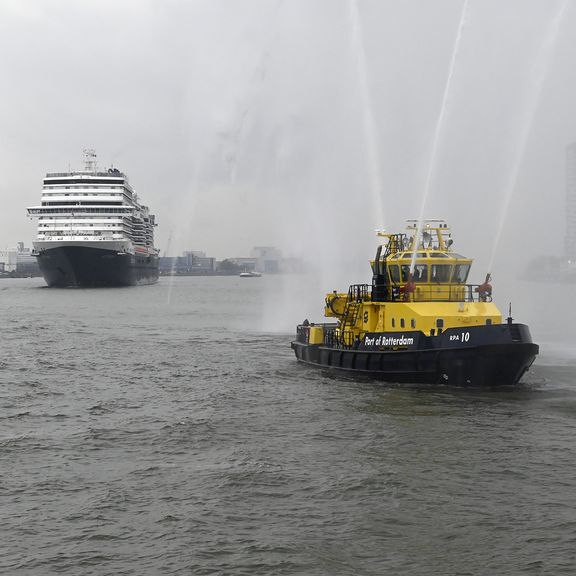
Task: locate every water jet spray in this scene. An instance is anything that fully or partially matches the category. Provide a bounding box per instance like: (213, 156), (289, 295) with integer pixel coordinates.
(411, 0), (470, 275)
(487, 0), (568, 272)
(348, 0), (384, 229)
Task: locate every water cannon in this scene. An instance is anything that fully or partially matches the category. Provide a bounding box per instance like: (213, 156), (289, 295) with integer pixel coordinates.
(402, 273), (416, 301)
(475, 272), (493, 302)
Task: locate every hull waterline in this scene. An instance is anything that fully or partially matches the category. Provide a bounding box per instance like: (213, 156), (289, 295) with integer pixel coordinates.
(37, 246), (158, 287)
(291, 324), (539, 387)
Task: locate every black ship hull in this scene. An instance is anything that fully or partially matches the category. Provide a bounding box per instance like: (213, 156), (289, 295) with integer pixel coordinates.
(291, 323), (539, 387)
(36, 246), (158, 288)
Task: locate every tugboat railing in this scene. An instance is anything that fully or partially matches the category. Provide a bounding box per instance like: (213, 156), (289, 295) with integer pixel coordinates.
(384, 284), (492, 303)
(347, 284), (371, 302)
(401, 284), (492, 303)
(296, 324), (310, 343)
(342, 283), (492, 305)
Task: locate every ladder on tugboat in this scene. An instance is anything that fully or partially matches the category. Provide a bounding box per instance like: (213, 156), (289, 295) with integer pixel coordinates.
(338, 284), (370, 347)
(340, 301), (361, 347)
(341, 301), (361, 332)
(339, 291), (362, 346)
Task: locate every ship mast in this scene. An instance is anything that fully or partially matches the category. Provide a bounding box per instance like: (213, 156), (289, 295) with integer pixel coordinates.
(83, 148), (97, 173)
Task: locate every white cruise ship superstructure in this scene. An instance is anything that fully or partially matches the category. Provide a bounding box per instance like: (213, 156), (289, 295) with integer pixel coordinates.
(27, 150), (159, 287)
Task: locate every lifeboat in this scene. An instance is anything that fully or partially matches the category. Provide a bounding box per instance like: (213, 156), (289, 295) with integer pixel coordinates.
(291, 220), (539, 386)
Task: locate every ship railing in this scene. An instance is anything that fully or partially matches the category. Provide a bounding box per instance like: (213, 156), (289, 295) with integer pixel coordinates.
(39, 234), (122, 241)
(296, 324), (310, 344)
(392, 283), (492, 302)
(45, 171), (126, 178)
(382, 233), (409, 258)
(322, 326), (357, 349)
(28, 207), (134, 215)
(296, 324), (352, 348)
(324, 326), (342, 348)
(347, 284), (372, 303)
(339, 330), (357, 348)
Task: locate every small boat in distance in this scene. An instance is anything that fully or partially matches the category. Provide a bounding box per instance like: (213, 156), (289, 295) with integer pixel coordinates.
(27, 149), (159, 287)
(239, 271), (262, 278)
(291, 220), (539, 386)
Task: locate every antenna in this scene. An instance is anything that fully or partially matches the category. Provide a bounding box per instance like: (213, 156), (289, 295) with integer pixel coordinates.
(83, 149), (97, 172)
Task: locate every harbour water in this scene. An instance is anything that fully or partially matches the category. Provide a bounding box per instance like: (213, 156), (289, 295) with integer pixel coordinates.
(2, 276), (576, 575)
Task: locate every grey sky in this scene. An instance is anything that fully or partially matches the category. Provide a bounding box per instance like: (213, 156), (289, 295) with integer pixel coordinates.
(1, 0), (574, 279)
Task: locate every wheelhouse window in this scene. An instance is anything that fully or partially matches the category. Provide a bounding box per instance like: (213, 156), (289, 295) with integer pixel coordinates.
(430, 264), (452, 283)
(452, 264), (470, 283)
(413, 264), (428, 282)
(401, 265), (411, 282)
(388, 265), (400, 283)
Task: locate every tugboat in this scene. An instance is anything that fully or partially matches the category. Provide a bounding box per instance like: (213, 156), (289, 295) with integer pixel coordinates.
(291, 220), (539, 386)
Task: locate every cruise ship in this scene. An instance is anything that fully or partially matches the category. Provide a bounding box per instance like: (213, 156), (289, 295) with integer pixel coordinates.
(27, 150), (159, 287)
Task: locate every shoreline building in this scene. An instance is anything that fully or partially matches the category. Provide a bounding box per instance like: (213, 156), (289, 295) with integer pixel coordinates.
(0, 243), (41, 276)
(159, 250), (215, 275)
(250, 246), (282, 273)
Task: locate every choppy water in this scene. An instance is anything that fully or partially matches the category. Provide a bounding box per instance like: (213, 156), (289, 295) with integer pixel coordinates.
(1, 276), (576, 575)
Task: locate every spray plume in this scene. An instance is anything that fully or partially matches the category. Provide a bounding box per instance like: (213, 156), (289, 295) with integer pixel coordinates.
(348, 0), (384, 228)
(411, 0), (470, 273)
(487, 0), (569, 272)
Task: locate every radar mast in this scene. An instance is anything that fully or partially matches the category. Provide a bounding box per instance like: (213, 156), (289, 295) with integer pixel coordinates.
(83, 149), (97, 173)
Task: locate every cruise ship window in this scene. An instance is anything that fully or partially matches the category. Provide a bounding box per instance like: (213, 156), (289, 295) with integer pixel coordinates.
(400, 318), (405, 328)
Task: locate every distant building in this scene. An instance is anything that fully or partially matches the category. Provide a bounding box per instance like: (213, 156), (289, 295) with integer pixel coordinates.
(228, 257), (257, 272)
(0, 249), (17, 273)
(159, 250), (215, 275)
(159, 246), (304, 276)
(0, 243), (40, 276)
(567, 143), (576, 261)
(228, 248), (305, 274)
(250, 246), (282, 273)
(181, 251), (216, 274)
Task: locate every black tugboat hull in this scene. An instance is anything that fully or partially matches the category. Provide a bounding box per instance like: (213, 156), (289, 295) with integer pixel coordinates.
(291, 324), (539, 386)
(37, 246), (158, 288)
